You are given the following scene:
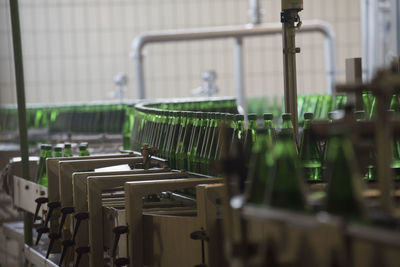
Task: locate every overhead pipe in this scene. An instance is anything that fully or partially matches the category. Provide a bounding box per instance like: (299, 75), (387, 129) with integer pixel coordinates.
(131, 20), (336, 115)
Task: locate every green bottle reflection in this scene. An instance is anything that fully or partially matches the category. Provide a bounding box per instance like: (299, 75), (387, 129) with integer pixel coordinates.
(299, 112), (322, 182)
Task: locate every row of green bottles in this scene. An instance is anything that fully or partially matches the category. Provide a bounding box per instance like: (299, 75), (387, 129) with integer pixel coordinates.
(247, 113), (365, 220)
(131, 108), (340, 176)
(50, 104), (126, 134)
(36, 142), (84, 187)
(154, 98), (238, 114)
(130, 109), (265, 175)
(246, 94), (348, 126)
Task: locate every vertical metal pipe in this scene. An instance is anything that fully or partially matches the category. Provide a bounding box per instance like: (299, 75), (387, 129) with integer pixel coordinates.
(9, 0), (32, 247)
(248, 0), (262, 25)
(135, 52), (146, 99)
(375, 94), (393, 214)
(234, 37), (248, 127)
(282, 10), (299, 141)
(323, 35), (336, 94)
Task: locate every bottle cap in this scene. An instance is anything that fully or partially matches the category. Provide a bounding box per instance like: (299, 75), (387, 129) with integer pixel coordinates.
(181, 111), (190, 117)
(226, 113), (235, 120)
(354, 110), (365, 120)
(44, 144), (52, 150)
(304, 112), (314, 120)
(79, 142), (88, 149)
(235, 114), (244, 121)
(54, 146), (62, 152)
(248, 113), (257, 120)
(282, 113), (292, 120)
(263, 113), (273, 120)
(64, 143), (71, 148)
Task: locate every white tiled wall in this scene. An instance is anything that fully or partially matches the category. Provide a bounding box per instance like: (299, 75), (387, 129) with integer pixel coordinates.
(0, 0), (361, 105)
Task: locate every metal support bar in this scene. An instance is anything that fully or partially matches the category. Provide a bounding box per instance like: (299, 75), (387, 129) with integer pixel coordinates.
(345, 58), (364, 110)
(234, 38), (248, 123)
(375, 93), (394, 214)
(131, 20), (337, 103)
(8, 0), (32, 248)
(248, 0), (262, 25)
(281, 6), (302, 141)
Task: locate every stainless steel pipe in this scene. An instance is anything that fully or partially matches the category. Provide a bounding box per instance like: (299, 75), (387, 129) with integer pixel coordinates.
(131, 20), (336, 112)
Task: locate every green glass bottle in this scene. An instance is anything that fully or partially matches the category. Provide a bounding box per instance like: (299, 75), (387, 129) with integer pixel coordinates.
(187, 112), (201, 172)
(354, 110), (365, 121)
(167, 111), (181, 169)
(54, 145), (63, 158)
(176, 112), (193, 171)
(388, 110), (400, 180)
(322, 112), (335, 177)
(264, 130), (306, 211)
(162, 111), (175, 162)
(232, 114), (245, 150)
(299, 112), (322, 182)
(278, 113), (298, 153)
(206, 113), (222, 176)
(37, 145), (53, 187)
(123, 105), (135, 150)
(199, 112), (215, 174)
(192, 112), (208, 173)
(147, 109), (158, 147)
(63, 143), (73, 157)
(264, 113), (276, 145)
(159, 110), (170, 159)
(35, 144), (47, 184)
(246, 124), (274, 204)
(325, 135), (365, 220)
(79, 142), (90, 156)
(390, 94), (400, 113)
(225, 113), (236, 149)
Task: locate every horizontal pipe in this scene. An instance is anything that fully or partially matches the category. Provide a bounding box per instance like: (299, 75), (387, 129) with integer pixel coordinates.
(131, 19), (336, 98)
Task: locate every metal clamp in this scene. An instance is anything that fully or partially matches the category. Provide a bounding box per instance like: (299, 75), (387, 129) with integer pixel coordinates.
(112, 225), (129, 259)
(58, 206), (74, 236)
(33, 197), (48, 223)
